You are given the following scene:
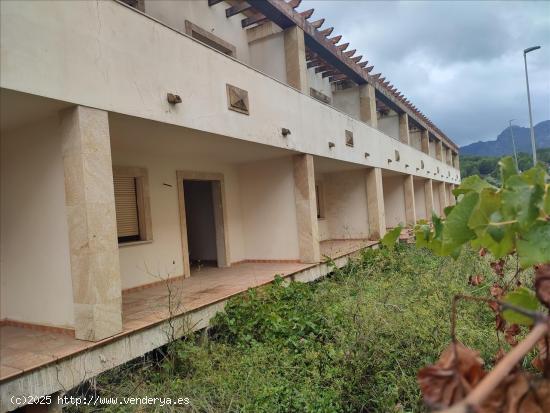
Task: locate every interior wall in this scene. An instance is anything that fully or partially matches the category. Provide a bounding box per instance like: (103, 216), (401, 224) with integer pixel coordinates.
(377, 114), (400, 141)
(414, 179), (427, 221)
(238, 156), (300, 260)
(183, 181), (218, 262)
(144, 0), (251, 63)
(383, 175), (406, 228)
(249, 31), (287, 84)
(0, 116), (74, 328)
(110, 118), (246, 289)
(323, 170), (369, 239)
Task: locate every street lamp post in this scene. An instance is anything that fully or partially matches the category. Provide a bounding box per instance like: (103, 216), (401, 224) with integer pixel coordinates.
(523, 45), (541, 166)
(508, 119), (519, 171)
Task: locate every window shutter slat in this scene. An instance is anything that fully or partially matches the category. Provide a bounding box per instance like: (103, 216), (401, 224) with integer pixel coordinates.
(114, 176), (139, 238)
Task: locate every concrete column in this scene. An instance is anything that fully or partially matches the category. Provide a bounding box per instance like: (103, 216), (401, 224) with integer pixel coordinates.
(366, 167), (386, 239)
(398, 113), (410, 145)
(284, 25), (308, 94)
(421, 130), (430, 155)
(404, 175), (416, 226)
(449, 184), (456, 205)
(438, 181), (447, 214)
(424, 179), (435, 220)
(293, 154), (320, 263)
(61, 106), (122, 341)
(359, 83), (378, 128)
(435, 140), (443, 161)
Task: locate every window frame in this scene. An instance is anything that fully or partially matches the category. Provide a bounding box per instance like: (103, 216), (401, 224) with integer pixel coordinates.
(113, 166), (153, 246)
(184, 20), (237, 57)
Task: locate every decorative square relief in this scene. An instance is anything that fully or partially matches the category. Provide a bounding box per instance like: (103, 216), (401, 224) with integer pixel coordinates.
(226, 84), (249, 115)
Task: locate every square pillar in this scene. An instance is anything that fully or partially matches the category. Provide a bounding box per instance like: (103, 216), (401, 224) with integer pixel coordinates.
(284, 26), (308, 94)
(359, 83), (378, 128)
(435, 140), (443, 161)
(421, 130), (430, 155)
(424, 179), (435, 220)
(404, 175), (416, 226)
(438, 181), (447, 214)
(399, 113), (410, 145)
(61, 106), (122, 341)
(366, 167), (386, 239)
(293, 154), (320, 263)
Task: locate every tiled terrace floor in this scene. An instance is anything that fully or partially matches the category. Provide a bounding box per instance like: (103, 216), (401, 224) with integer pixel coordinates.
(0, 239), (377, 383)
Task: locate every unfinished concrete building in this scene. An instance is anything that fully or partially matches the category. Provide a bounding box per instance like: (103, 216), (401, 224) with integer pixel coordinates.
(0, 1), (460, 410)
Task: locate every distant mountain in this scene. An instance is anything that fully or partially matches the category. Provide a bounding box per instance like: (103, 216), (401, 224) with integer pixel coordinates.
(460, 120), (550, 157)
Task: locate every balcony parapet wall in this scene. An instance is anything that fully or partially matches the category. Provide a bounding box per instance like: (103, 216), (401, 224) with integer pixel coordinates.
(0, 0), (459, 184)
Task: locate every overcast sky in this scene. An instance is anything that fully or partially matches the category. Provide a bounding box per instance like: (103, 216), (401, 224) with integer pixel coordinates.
(298, 0), (550, 146)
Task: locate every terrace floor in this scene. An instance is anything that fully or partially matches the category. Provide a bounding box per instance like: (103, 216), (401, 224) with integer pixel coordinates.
(0, 239), (377, 383)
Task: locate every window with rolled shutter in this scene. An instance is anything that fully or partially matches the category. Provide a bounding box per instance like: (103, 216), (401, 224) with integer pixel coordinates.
(114, 176), (140, 242)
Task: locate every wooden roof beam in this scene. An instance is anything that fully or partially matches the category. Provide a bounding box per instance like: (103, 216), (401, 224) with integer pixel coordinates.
(241, 13), (267, 28)
(226, 2), (252, 17)
(208, 0), (225, 6)
(310, 18), (325, 29)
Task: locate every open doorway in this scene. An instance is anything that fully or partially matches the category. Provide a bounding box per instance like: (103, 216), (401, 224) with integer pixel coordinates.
(183, 180), (218, 268)
(177, 171), (229, 277)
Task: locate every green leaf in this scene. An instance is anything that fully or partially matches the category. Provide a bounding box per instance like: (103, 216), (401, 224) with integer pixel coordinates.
(382, 225), (402, 248)
(414, 223), (431, 249)
(441, 192), (478, 254)
(502, 175), (544, 230)
(453, 175), (495, 196)
(443, 205), (455, 217)
(468, 188), (500, 231)
(499, 156), (517, 186)
(517, 221), (550, 268)
(544, 184), (550, 216)
(502, 287), (539, 326)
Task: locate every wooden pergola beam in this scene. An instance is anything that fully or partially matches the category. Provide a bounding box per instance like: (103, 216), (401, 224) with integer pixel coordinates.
(226, 2), (252, 17)
(241, 13), (267, 28)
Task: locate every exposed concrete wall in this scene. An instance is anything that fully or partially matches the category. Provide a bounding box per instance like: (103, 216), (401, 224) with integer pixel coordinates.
(383, 175), (406, 228)
(332, 88), (360, 121)
(429, 140), (436, 157)
(433, 181), (442, 216)
(144, 0), (251, 63)
(323, 170), (369, 239)
(238, 157), (300, 260)
(378, 114), (400, 141)
(0, 117), (74, 328)
(249, 30), (287, 84)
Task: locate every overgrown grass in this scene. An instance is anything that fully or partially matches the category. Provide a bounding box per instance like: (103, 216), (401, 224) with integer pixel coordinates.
(75, 245), (518, 413)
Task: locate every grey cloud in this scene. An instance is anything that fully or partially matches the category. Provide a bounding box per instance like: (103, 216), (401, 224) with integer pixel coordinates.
(299, 0), (550, 145)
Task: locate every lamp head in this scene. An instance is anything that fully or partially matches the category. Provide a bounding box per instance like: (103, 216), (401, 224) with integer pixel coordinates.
(524, 46), (541, 54)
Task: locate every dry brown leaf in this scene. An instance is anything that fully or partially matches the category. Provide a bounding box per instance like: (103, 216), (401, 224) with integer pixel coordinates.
(505, 324), (521, 347)
(469, 274), (484, 286)
(418, 342), (485, 408)
(535, 264), (550, 309)
(490, 259), (506, 277)
(531, 336), (549, 373)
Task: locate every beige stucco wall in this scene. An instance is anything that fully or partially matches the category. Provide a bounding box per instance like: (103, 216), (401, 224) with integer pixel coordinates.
(323, 170), (370, 239)
(378, 114), (400, 141)
(383, 175), (406, 228)
(238, 156), (300, 260)
(249, 30), (287, 84)
(0, 117), (74, 328)
(307, 68), (332, 101)
(0, 0), (459, 186)
(144, 0), (251, 64)
(410, 131), (422, 151)
(429, 140), (436, 157)
(332, 88), (361, 121)
(414, 178), (427, 221)
(109, 116), (247, 289)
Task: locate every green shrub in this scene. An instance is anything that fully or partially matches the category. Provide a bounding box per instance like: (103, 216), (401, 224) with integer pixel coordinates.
(76, 245), (508, 413)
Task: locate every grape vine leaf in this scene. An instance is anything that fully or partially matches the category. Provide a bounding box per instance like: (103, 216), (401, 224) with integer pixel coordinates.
(499, 156), (517, 185)
(516, 221), (550, 268)
(502, 287), (539, 326)
(453, 175), (495, 196)
(441, 192), (478, 255)
(381, 225), (402, 248)
(501, 174), (544, 230)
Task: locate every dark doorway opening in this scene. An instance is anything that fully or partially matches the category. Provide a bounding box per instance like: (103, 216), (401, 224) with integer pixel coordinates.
(183, 180), (218, 269)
